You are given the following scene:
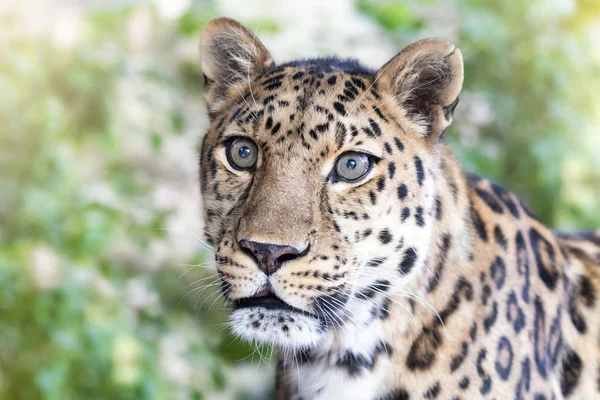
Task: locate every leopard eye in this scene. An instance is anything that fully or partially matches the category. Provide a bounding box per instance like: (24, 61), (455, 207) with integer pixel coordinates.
(333, 152), (372, 182)
(226, 137), (258, 171)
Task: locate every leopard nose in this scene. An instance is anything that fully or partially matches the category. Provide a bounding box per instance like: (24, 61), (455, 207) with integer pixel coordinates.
(238, 240), (308, 275)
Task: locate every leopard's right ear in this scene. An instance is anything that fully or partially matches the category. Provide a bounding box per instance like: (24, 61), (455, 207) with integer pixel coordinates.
(199, 18), (274, 115)
(376, 38), (463, 139)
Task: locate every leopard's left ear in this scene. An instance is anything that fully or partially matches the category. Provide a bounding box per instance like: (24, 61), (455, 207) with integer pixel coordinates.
(199, 18), (274, 115)
(376, 38), (463, 138)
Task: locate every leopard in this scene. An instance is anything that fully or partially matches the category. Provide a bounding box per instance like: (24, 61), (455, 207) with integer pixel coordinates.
(197, 17), (600, 400)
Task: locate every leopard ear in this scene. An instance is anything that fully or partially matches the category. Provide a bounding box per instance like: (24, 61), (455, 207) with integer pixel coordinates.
(376, 38), (463, 138)
(199, 18), (274, 114)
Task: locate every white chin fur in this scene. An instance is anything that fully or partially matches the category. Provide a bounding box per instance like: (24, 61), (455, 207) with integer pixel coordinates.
(229, 307), (324, 349)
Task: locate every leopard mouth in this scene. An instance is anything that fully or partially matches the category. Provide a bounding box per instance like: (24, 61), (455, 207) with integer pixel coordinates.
(229, 288), (326, 348)
(233, 289), (316, 318)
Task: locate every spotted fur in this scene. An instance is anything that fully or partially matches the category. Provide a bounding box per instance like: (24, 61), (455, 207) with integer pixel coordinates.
(198, 18), (600, 399)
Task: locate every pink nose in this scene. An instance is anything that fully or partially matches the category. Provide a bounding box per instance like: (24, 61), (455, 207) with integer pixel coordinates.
(238, 240), (307, 275)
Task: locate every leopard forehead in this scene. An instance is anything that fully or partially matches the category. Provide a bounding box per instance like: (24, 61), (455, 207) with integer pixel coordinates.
(202, 61), (432, 185)
(211, 61), (413, 151)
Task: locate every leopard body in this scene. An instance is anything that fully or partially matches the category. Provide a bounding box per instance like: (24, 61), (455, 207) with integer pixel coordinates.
(198, 18), (600, 399)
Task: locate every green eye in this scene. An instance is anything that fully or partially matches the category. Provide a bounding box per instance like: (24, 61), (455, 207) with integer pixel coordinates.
(227, 138), (258, 170)
(334, 152), (372, 182)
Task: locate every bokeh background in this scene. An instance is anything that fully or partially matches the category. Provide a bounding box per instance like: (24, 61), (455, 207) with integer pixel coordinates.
(1, 0), (599, 399)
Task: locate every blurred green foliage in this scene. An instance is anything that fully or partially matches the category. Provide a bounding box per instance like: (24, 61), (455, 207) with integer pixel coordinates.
(456, 0), (600, 228)
(356, 0), (425, 32)
(1, 1), (599, 399)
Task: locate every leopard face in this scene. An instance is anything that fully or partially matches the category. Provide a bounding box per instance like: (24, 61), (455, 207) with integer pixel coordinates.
(199, 18), (463, 349)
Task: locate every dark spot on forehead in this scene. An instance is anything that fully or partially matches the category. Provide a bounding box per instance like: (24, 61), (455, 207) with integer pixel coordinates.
(271, 122), (281, 135)
(384, 142), (392, 154)
(388, 162), (396, 179)
(394, 137), (404, 151)
(333, 102), (347, 116)
(373, 106), (388, 122)
(316, 123), (329, 133)
(368, 119), (382, 136)
(351, 77), (366, 90)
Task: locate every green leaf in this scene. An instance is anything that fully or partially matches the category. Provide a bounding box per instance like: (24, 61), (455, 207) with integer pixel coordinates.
(356, 0), (424, 32)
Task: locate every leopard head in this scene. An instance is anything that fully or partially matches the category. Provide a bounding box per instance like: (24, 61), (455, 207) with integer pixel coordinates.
(198, 18), (463, 349)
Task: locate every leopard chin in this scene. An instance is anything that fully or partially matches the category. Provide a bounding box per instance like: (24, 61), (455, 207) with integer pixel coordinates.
(226, 279), (351, 349)
(229, 307), (325, 349)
